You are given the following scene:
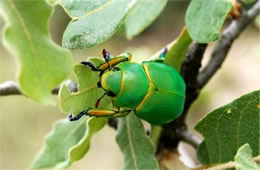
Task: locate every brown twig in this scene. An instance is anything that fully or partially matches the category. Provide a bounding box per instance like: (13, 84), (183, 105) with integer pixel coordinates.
(0, 0), (259, 152)
(198, 1), (260, 88)
(157, 2), (260, 152)
(157, 42), (207, 151)
(107, 118), (118, 129)
(0, 80), (78, 96)
(176, 128), (202, 148)
(0, 81), (21, 95)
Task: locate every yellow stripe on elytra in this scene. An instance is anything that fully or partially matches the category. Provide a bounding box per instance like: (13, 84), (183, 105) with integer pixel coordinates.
(135, 83), (156, 111)
(135, 64), (156, 111)
(142, 64), (152, 82)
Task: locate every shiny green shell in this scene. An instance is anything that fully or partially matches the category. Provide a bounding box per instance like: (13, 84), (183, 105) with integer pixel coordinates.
(100, 61), (185, 125)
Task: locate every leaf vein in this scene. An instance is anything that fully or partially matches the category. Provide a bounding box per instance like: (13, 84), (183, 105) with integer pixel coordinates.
(9, 0), (49, 92)
(126, 116), (139, 170)
(61, 85), (97, 102)
(73, 0), (115, 21)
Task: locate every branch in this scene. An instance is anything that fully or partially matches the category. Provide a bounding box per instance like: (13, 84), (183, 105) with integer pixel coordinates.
(107, 118), (118, 129)
(180, 42), (208, 119)
(157, 42), (207, 152)
(176, 128), (201, 148)
(157, 2), (260, 153)
(1, 0), (259, 155)
(198, 1), (260, 87)
(196, 155), (260, 170)
(0, 80), (78, 96)
(0, 81), (21, 95)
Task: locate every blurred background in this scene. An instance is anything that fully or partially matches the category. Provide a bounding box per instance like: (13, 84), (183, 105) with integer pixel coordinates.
(0, 1), (259, 169)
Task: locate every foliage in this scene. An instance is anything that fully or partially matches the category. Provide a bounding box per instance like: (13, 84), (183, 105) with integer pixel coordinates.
(59, 58), (112, 115)
(164, 27), (192, 71)
(241, 0), (257, 4)
(61, 0), (137, 49)
(148, 27), (192, 72)
(55, 117), (107, 169)
(122, 0), (167, 39)
(0, 0), (259, 169)
(195, 90), (260, 165)
(235, 144), (259, 170)
(31, 117), (88, 168)
(185, 0), (232, 43)
(116, 113), (159, 170)
(0, 0), (72, 104)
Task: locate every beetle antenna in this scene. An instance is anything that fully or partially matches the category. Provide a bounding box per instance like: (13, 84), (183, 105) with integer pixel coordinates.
(95, 92), (107, 108)
(102, 49), (111, 70)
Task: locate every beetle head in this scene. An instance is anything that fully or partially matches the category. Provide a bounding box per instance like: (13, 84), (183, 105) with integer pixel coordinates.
(100, 67), (122, 97)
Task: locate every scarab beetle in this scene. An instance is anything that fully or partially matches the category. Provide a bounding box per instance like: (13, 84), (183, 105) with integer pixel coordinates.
(69, 48), (186, 125)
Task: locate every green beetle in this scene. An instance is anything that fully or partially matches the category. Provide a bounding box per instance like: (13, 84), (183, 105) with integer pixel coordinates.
(69, 49), (186, 125)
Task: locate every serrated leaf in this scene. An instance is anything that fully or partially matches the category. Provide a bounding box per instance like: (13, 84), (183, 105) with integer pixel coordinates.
(55, 117), (107, 168)
(60, 0), (137, 49)
(235, 144), (258, 170)
(0, 0), (72, 104)
(59, 58), (112, 115)
(123, 0), (167, 39)
(116, 113), (159, 170)
(164, 27), (192, 71)
(31, 117), (87, 168)
(195, 90), (260, 165)
(185, 0), (232, 43)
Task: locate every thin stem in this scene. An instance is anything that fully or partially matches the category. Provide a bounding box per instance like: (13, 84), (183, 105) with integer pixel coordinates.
(0, 81), (21, 95)
(0, 80), (78, 96)
(157, 2), (260, 153)
(176, 129), (201, 148)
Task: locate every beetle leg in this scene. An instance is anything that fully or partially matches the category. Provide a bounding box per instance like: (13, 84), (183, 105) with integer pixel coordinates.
(81, 61), (101, 71)
(97, 52), (132, 71)
(81, 50), (132, 72)
(69, 108), (131, 121)
(113, 106), (120, 112)
(86, 108), (130, 118)
(159, 47), (167, 59)
(69, 109), (89, 121)
(145, 48), (167, 64)
(111, 111), (131, 118)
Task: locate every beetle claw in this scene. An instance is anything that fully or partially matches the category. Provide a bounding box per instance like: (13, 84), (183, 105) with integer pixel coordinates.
(68, 109), (90, 121)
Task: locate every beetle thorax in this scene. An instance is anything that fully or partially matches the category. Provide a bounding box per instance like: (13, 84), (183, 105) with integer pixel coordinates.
(100, 70), (122, 96)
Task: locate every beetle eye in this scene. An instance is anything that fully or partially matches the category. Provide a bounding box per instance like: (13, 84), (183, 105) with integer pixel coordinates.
(106, 91), (116, 97)
(112, 67), (120, 71)
(97, 81), (101, 88)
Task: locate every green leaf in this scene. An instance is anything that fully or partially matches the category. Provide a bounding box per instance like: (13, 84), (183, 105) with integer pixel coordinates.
(31, 117), (87, 168)
(59, 58), (112, 115)
(235, 144), (258, 170)
(60, 0), (137, 49)
(123, 0), (167, 39)
(148, 27), (192, 71)
(116, 113), (159, 170)
(0, 0), (73, 104)
(164, 27), (192, 71)
(241, 0), (257, 4)
(55, 117), (107, 168)
(195, 90), (260, 165)
(185, 0), (232, 43)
